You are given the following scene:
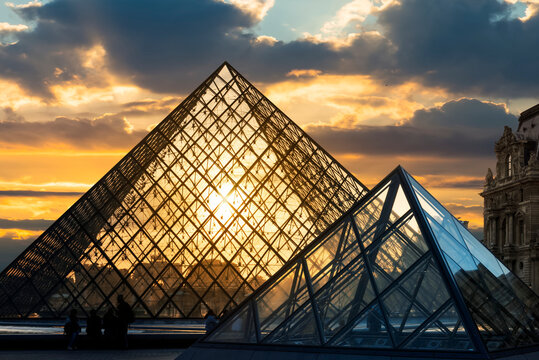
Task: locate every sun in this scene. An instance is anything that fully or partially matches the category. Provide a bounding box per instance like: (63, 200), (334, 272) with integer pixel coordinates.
(207, 182), (238, 224)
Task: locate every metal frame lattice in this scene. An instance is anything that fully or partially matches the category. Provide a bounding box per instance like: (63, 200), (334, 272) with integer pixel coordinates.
(0, 62), (368, 319)
(202, 166), (539, 357)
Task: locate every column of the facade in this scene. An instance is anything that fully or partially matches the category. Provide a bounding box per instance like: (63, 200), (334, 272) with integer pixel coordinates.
(504, 215), (510, 246)
(490, 219), (496, 247)
(508, 214), (514, 245)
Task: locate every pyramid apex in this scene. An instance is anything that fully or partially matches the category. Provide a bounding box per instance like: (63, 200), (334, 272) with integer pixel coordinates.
(217, 61), (234, 72)
(393, 164), (413, 180)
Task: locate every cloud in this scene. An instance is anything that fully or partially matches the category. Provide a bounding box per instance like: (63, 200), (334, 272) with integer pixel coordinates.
(0, 0), (395, 98)
(225, 0), (275, 21)
(306, 98), (516, 158)
(2, 107), (25, 122)
(286, 69), (322, 78)
(444, 203), (483, 213)
(377, 0), (539, 96)
(0, 235), (33, 272)
(308, 124), (496, 157)
(420, 177), (484, 189)
(0, 0), (537, 100)
(118, 96), (181, 118)
(0, 190), (83, 197)
(320, 0), (382, 37)
(0, 218), (53, 231)
(6, 1), (42, 10)
(0, 22), (28, 34)
(407, 98), (516, 131)
(0, 113), (148, 149)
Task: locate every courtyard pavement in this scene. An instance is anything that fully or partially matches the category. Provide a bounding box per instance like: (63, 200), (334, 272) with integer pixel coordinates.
(0, 348), (184, 360)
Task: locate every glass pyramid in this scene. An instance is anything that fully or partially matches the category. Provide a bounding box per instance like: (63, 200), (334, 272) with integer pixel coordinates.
(201, 167), (539, 358)
(0, 63), (367, 319)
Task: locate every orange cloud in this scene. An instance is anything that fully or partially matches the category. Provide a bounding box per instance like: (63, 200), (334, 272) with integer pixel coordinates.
(0, 229), (42, 241)
(0, 195), (77, 220)
(286, 69), (322, 78)
(263, 74), (449, 127)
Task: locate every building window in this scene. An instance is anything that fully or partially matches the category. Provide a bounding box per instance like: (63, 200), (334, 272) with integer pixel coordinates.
(506, 154), (512, 177)
(519, 261), (524, 270)
(520, 189), (524, 202)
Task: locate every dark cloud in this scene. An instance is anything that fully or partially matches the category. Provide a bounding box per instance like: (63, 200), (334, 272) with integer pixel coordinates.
(0, 236), (33, 272)
(425, 178), (484, 189)
(0, 218), (53, 231)
(0, 0), (394, 97)
(0, 190), (83, 197)
(378, 0), (539, 96)
(121, 97), (180, 110)
(0, 114), (148, 149)
(330, 96), (391, 108)
(468, 228), (483, 241)
(309, 124), (495, 157)
(444, 203), (483, 213)
(116, 97), (181, 118)
(1, 0), (536, 100)
(2, 107), (25, 122)
(409, 98), (516, 131)
(308, 98), (515, 158)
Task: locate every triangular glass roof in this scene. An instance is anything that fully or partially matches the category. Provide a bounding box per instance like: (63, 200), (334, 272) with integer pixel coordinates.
(200, 167), (539, 357)
(0, 62), (367, 319)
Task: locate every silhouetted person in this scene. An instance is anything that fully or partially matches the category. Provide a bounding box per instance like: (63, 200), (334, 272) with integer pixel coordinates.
(103, 307), (117, 347)
(86, 309), (102, 347)
(204, 310), (218, 333)
(117, 295), (134, 349)
(64, 309), (81, 350)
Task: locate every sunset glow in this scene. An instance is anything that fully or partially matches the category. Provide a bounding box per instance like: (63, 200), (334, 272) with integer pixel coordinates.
(0, 0), (537, 271)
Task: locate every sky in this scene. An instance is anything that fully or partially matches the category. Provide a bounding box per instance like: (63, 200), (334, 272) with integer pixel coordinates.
(0, 0), (538, 270)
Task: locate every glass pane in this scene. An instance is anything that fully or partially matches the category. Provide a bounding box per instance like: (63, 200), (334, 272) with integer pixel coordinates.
(412, 262), (450, 313)
(404, 303), (475, 351)
(457, 226), (504, 277)
(406, 173), (463, 246)
(256, 264), (309, 339)
(256, 264), (299, 321)
(330, 302), (392, 349)
(263, 303), (321, 346)
(354, 184), (389, 247)
(428, 217), (477, 272)
(315, 258), (375, 341)
(367, 216), (428, 292)
(442, 255), (538, 350)
(305, 225), (344, 292)
(338, 223), (362, 268)
(381, 257), (450, 346)
(389, 185), (411, 223)
(205, 302), (257, 343)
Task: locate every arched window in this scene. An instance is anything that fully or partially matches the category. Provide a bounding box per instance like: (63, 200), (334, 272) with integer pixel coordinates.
(506, 154), (512, 177)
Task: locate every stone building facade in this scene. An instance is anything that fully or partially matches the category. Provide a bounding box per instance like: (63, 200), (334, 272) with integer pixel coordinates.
(481, 104), (539, 293)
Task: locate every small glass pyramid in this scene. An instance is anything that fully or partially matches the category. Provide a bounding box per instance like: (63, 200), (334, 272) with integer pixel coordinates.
(0, 63), (367, 319)
(199, 167), (539, 358)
